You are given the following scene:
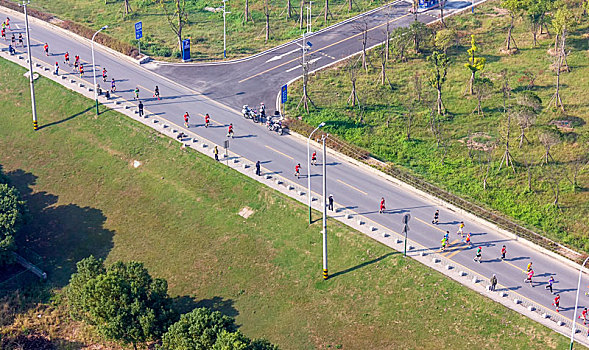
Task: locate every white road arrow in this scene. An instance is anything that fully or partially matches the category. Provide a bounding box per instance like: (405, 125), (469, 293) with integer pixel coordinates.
(265, 48), (301, 63)
(285, 57), (321, 72)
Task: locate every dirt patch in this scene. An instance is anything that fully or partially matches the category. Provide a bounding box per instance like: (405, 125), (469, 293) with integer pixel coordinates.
(460, 132), (497, 151)
(238, 206), (255, 219)
(549, 120), (574, 132)
(499, 48), (518, 55)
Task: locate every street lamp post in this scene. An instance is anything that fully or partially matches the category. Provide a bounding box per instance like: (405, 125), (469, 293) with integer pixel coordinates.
(570, 256), (589, 350)
(91, 25), (108, 116)
(20, 1), (38, 130)
(307, 122), (325, 224)
(321, 133), (328, 280)
(223, 0), (230, 59)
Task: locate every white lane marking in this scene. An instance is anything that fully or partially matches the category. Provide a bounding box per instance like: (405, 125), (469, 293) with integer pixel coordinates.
(265, 48), (301, 63)
(285, 57), (321, 72)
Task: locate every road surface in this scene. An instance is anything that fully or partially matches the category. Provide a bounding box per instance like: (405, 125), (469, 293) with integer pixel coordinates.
(1, 2), (588, 346)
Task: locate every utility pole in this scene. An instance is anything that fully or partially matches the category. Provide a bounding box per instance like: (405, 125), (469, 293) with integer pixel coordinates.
(20, 1), (38, 130)
(223, 0), (231, 59)
(306, 1), (313, 34)
(322, 134), (328, 280)
(402, 213), (411, 257)
(91, 26), (108, 116)
(307, 122), (325, 224)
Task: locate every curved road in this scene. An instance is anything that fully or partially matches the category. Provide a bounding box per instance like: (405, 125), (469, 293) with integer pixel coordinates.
(1, 1), (588, 346)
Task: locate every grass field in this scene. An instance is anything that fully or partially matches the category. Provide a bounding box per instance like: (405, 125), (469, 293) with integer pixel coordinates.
(0, 57), (575, 349)
(287, 0), (589, 251)
(7, 0), (389, 61)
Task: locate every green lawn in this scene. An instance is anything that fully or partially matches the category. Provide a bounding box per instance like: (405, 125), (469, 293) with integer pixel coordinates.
(7, 0), (390, 61)
(0, 57), (575, 349)
(287, 0), (589, 251)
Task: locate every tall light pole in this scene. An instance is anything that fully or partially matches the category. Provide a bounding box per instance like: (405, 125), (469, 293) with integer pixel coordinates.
(306, 1), (313, 34)
(307, 122), (325, 224)
(321, 133), (328, 280)
(223, 0), (230, 59)
(570, 256), (589, 350)
(20, 1), (38, 130)
(92, 25), (108, 115)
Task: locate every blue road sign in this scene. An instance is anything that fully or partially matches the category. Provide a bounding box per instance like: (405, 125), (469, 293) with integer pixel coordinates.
(307, 41), (312, 47)
(281, 85), (288, 104)
(135, 21), (143, 40)
(182, 38), (191, 62)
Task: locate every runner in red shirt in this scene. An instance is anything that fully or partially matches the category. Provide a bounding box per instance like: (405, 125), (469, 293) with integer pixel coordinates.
(102, 68), (107, 82)
(74, 55), (80, 71)
(43, 42), (49, 56)
(79, 64), (84, 77)
(500, 245), (507, 260)
(379, 197), (386, 214)
(553, 294), (560, 312)
(227, 123), (234, 138)
(580, 308), (588, 325)
(64, 52), (69, 65)
(184, 112), (190, 128)
(311, 151), (317, 166)
(1, 28), (5, 41)
(295, 163), (301, 179)
(204, 113), (210, 128)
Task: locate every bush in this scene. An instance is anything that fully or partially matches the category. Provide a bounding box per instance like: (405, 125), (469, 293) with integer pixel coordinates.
(0, 182), (25, 267)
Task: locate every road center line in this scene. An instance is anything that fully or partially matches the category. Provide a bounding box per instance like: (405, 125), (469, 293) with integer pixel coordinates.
(265, 145), (294, 160)
(336, 179), (368, 195)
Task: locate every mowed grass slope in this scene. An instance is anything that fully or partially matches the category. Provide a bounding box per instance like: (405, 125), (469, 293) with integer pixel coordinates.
(11, 0), (390, 60)
(0, 58), (573, 349)
(287, 0), (589, 250)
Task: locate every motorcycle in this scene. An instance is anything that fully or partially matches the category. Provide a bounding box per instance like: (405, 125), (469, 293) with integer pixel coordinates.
(242, 105), (255, 120)
(267, 118), (283, 135)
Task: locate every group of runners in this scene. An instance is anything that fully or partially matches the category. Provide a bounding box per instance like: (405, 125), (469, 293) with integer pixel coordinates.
(2, 17), (23, 55)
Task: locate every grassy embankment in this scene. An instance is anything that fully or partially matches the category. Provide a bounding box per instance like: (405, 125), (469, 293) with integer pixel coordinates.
(8, 0), (389, 60)
(0, 57), (575, 349)
(287, 0), (589, 251)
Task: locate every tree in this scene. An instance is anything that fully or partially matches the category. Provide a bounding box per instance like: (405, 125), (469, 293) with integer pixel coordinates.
(390, 27), (410, 62)
(549, 6), (574, 111)
(566, 152), (588, 191)
(286, 0), (292, 18)
(525, 0), (552, 47)
(123, 0), (132, 16)
(408, 21), (431, 54)
(67, 258), (175, 350)
(353, 20), (369, 73)
(212, 331), (251, 350)
(435, 28), (458, 55)
(472, 76), (493, 116)
(264, 0), (270, 43)
(161, 307), (237, 349)
(500, 0), (525, 52)
(158, 0), (189, 54)
(538, 131), (560, 164)
(0, 183), (24, 266)
(347, 58), (360, 107)
(514, 91), (541, 147)
(464, 35), (486, 95)
(427, 51), (449, 115)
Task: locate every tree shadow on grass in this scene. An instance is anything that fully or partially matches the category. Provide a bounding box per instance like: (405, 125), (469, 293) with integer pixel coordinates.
(5, 169), (115, 289)
(195, 296), (239, 319)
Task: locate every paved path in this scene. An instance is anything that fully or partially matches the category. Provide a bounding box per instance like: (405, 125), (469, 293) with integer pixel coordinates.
(2, 4), (589, 346)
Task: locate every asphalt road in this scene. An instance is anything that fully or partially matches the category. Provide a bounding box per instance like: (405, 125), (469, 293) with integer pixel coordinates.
(2, 2), (589, 345)
(147, 0), (480, 111)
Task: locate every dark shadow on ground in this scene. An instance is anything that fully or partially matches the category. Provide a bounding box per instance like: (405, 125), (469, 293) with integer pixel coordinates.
(38, 106), (93, 130)
(0, 331), (86, 349)
(6, 169), (115, 288)
(195, 296), (239, 318)
(330, 252), (398, 278)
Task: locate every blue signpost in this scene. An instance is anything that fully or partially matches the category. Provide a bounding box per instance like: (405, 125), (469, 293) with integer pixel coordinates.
(135, 21), (143, 55)
(281, 84), (288, 116)
(182, 38), (191, 62)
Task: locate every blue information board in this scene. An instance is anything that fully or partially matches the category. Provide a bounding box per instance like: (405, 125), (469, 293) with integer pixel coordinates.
(182, 38), (191, 62)
(135, 21), (143, 40)
(281, 85), (288, 104)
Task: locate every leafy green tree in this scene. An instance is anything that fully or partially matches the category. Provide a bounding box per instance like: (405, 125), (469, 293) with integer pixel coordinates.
(464, 35), (486, 95)
(408, 21), (432, 54)
(0, 183), (25, 266)
(500, 0), (526, 51)
(427, 51), (449, 115)
(212, 331), (251, 350)
(525, 0), (553, 47)
(434, 28), (458, 55)
(67, 258), (175, 350)
(161, 307), (237, 350)
(390, 27), (411, 62)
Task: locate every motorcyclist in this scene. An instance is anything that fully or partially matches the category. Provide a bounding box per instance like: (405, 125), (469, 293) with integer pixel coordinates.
(260, 102), (266, 119)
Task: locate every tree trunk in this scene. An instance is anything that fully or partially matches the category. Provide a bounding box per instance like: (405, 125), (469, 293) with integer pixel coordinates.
(440, 3), (445, 28)
(325, 0), (329, 21)
(123, 0), (131, 15)
(506, 14), (514, 51)
(176, 0), (183, 53)
(265, 0), (270, 43)
(287, 0), (291, 18)
(245, 0), (249, 22)
(349, 0), (352, 12)
(469, 71), (475, 95)
(437, 88), (443, 115)
(300, 0), (304, 29)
